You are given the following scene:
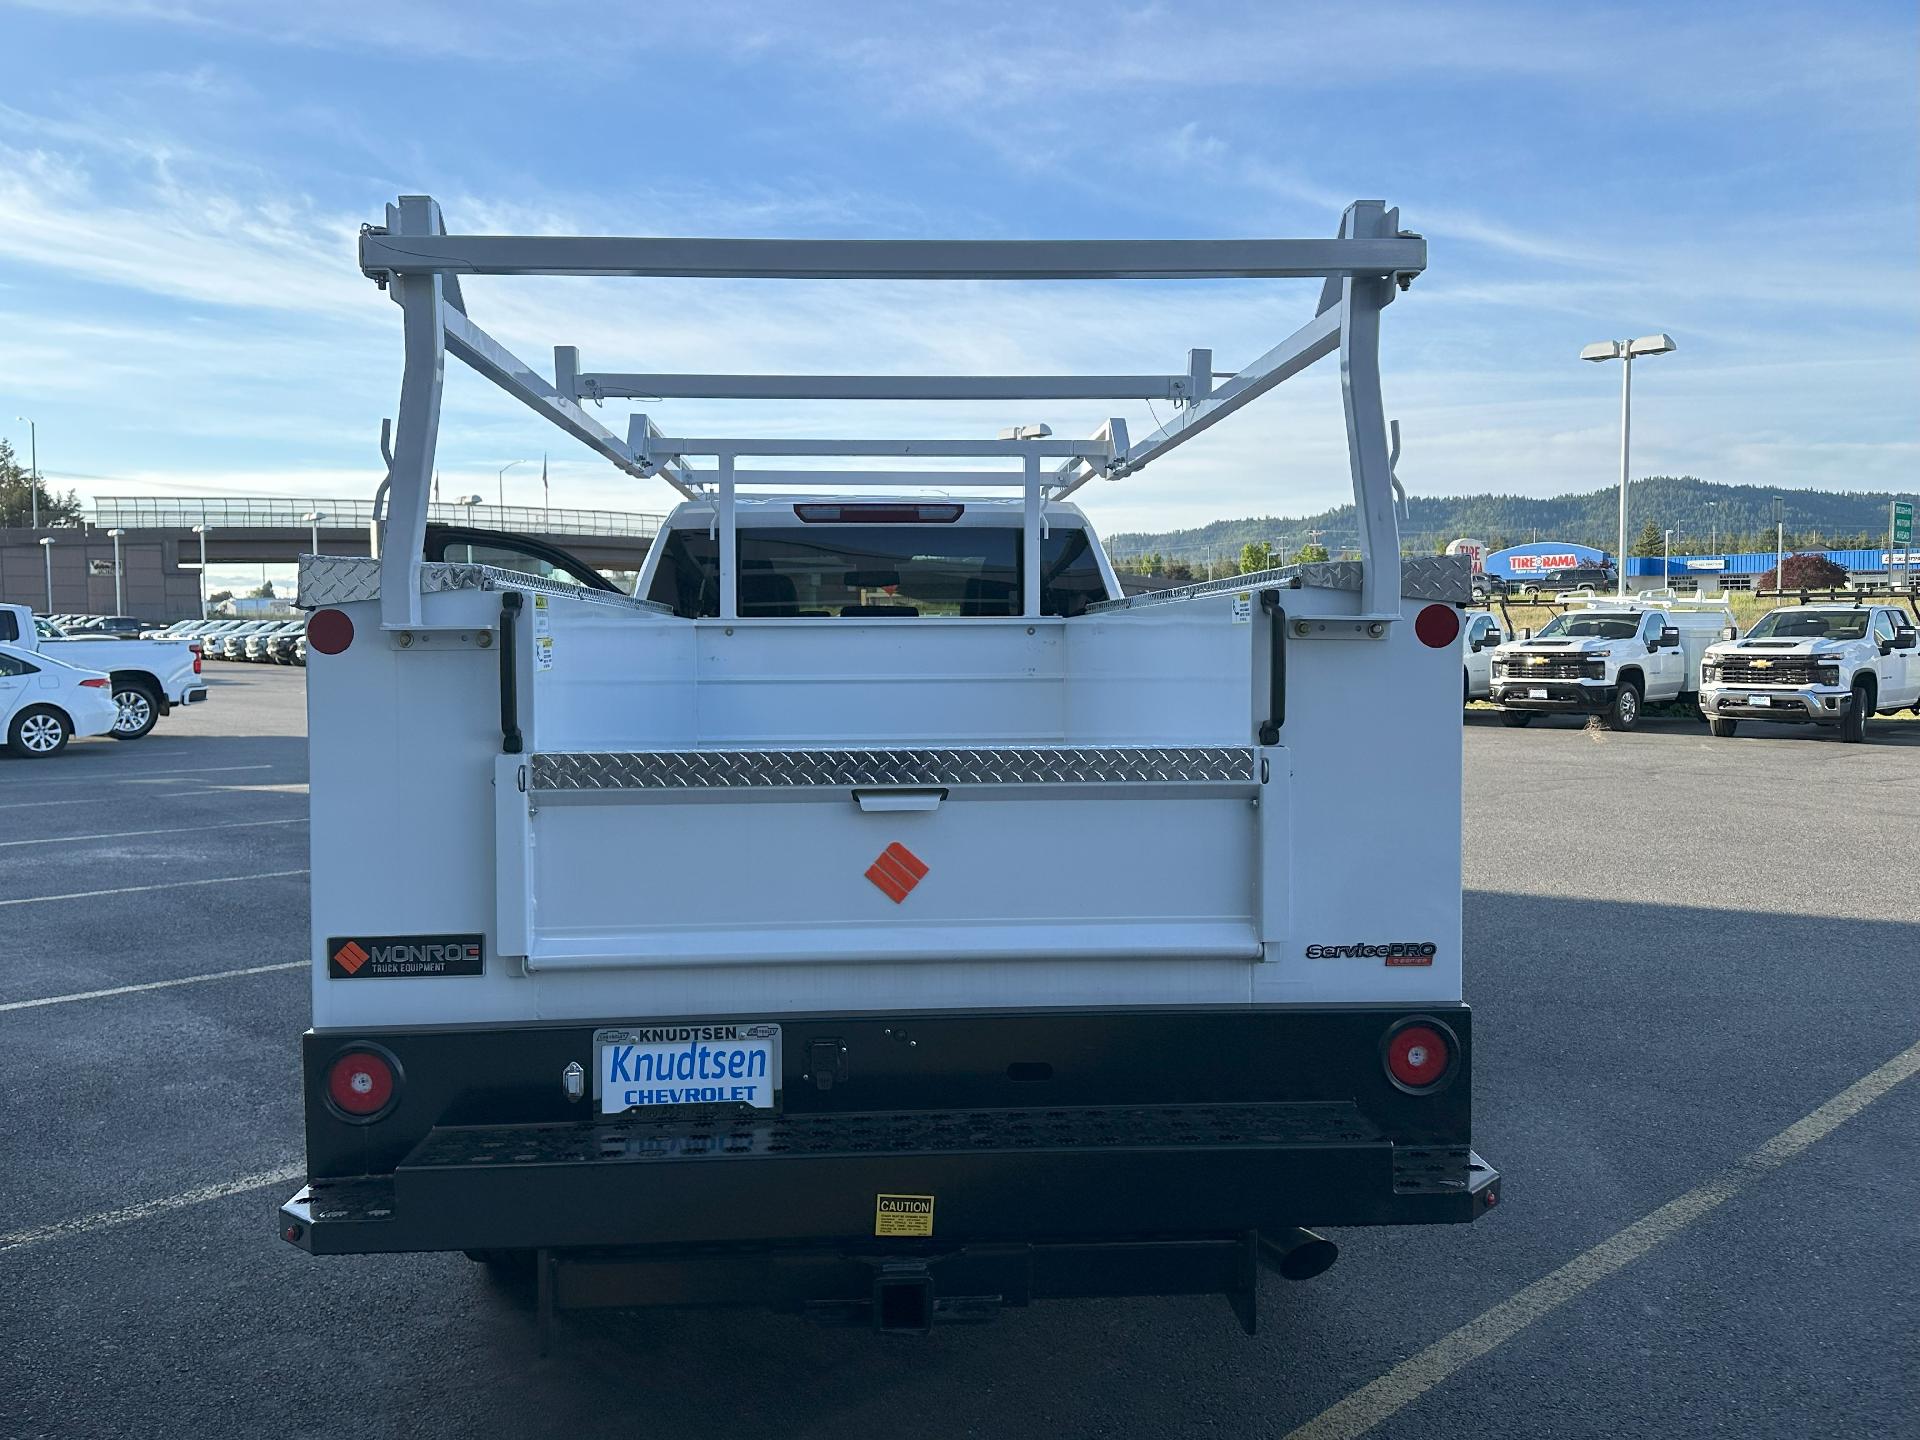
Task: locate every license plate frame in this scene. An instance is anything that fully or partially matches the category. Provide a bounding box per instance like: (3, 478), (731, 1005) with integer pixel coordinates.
(1528, 688), (1548, 700)
(593, 1024), (783, 1115)
(1748, 695), (1772, 707)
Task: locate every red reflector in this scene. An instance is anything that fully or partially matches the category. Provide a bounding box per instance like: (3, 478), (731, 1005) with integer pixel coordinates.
(327, 1049), (395, 1117)
(1414, 604), (1461, 649)
(1386, 1024), (1451, 1089)
(307, 609), (353, 656)
(79, 677), (110, 689)
(866, 841), (929, 903)
(794, 503), (964, 524)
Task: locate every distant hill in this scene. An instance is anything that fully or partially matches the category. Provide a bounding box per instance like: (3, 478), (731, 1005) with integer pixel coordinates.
(1108, 477), (1908, 566)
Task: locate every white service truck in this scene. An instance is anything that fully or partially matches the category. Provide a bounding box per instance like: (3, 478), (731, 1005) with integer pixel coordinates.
(1699, 603), (1920, 741)
(0, 603), (208, 738)
(279, 196), (1498, 1339)
(1489, 595), (1731, 731)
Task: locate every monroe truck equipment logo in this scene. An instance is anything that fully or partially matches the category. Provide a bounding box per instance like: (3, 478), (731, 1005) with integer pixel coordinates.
(1304, 941), (1438, 966)
(327, 934), (483, 979)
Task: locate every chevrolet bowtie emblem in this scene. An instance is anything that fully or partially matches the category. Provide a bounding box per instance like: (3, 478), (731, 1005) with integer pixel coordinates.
(1752, 659), (1772, 668)
(1527, 656), (1547, 665)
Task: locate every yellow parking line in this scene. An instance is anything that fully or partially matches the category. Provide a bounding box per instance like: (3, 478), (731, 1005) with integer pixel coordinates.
(1285, 1036), (1920, 1440)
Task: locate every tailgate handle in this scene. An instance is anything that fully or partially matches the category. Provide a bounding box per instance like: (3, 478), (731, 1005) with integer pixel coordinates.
(853, 788), (947, 813)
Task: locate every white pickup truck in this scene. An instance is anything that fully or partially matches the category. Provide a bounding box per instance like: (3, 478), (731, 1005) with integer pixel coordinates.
(0, 603), (209, 738)
(278, 196), (1497, 1340)
(1700, 603), (1920, 741)
(1489, 594), (1731, 731)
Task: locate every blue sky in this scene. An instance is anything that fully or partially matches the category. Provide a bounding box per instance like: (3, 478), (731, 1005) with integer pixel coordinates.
(2, 0), (1916, 571)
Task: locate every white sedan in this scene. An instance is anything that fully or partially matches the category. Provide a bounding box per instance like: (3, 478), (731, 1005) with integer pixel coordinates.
(0, 642), (121, 757)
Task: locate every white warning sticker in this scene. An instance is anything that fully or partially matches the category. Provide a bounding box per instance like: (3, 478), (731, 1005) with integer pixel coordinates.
(534, 635), (554, 671)
(1232, 592), (1253, 624)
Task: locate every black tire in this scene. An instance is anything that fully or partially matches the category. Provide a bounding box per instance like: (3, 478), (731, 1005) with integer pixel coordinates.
(1708, 717), (1738, 738)
(1839, 682), (1871, 743)
(8, 705), (71, 758)
(1605, 680), (1642, 732)
(1500, 710), (1533, 727)
(109, 680), (160, 739)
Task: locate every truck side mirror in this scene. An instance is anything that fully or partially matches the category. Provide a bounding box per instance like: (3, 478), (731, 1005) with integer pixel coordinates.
(1720, 625), (1739, 641)
(1521, 627), (1533, 640)
(1896, 627), (1918, 651)
(1660, 627), (1680, 647)
(1487, 630), (1503, 646)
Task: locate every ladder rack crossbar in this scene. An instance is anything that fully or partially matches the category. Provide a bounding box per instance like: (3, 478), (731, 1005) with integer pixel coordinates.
(363, 195), (1418, 628)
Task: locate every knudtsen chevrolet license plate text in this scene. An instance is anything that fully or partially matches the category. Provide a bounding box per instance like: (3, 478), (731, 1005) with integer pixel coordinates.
(594, 1024), (781, 1114)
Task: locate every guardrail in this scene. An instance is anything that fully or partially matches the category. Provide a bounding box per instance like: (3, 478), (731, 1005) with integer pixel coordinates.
(88, 496), (662, 539)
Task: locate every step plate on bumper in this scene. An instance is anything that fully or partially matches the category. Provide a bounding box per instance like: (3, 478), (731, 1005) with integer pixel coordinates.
(280, 1101), (1498, 1254)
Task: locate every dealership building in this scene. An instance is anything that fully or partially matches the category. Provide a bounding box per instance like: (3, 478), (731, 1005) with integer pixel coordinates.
(1480, 540), (1918, 593)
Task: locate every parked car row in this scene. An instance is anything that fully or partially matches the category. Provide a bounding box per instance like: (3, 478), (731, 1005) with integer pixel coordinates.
(1465, 593), (1920, 742)
(154, 617), (308, 664)
(0, 604), (208, 745)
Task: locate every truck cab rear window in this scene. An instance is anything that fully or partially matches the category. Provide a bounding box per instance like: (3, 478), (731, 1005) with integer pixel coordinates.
(646, 527), (1108, 619)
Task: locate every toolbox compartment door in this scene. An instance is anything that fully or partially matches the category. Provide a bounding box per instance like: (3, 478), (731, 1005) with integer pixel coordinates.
(496, 748), (1286, 970)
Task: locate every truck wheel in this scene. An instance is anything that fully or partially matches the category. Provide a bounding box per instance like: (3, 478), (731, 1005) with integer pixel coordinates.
(1839, 682), (1871, 743)
(1708, 717), (1738, 738)
(110, 680), (160, 739)
(1500, 710), (1533, 727)
(1605, 681), (1642, 732)
(8, 706), (71, 757)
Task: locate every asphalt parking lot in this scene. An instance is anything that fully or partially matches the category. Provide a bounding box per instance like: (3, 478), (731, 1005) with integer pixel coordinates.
(2, 667), (1916, 1439)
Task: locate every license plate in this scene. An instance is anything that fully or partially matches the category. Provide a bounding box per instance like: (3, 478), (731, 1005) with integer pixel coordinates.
(1748, 695), (1771, 707)
(594, 1024), (781, 1114)
(1528, 688), (1548, 699)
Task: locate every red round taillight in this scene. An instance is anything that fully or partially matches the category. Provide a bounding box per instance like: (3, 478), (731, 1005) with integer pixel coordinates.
(1414, 604), (1461, 649)
(1384, 1021), (1454, 1092)
(307, 608), (354, 656)
(326, 1047), (397, 1120)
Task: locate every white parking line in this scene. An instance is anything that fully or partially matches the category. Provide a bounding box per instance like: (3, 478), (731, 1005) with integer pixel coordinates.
(0, 1164), (304, 1256)
(0, 817), (309, 849)
(0, 763), (280, 790)
(0, 960), (304, 1014)
(2, 783), (309, 810)
(0, 868), (309, 908)
(1284, 1035), (1920, 1440)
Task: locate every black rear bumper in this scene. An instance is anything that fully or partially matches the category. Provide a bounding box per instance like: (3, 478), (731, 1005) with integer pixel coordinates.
(282, 1006), (1497, 1308)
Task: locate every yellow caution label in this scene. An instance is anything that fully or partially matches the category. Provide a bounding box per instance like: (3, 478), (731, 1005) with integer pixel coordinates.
(874, 1193), (935, 1237)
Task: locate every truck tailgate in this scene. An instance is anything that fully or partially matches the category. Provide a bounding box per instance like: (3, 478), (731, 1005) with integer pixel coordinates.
(497, 746), (1287, 970)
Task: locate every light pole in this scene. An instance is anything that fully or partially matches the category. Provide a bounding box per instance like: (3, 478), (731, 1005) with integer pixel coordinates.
(1663, 528), (1672, 588)
(497, 459), (530, 509)
(1775, 496), (1785, 592)
(1707, 501), (1718, 556)
(13, 415), (36, 529)
(193, 524), (210, 620)
(303, 510), (325, 555)
(38, 536), (54, 613)
(1580, 334), (1677, 595)
(108, 528), (126, 613)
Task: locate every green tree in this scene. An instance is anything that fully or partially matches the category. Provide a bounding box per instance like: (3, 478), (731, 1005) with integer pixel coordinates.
(249, 580), (276, 599)
(208, 590), (233, 605)
(1294, 542), (1330, 564)
(0, 438), (86, 528)
(1630, 519), (1665, 557)
(1163, 561), (1194, 584)
(1239, 540), (1277, 573)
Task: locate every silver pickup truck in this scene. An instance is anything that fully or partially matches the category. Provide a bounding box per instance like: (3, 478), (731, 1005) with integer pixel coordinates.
(0, 603), (209, 738)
